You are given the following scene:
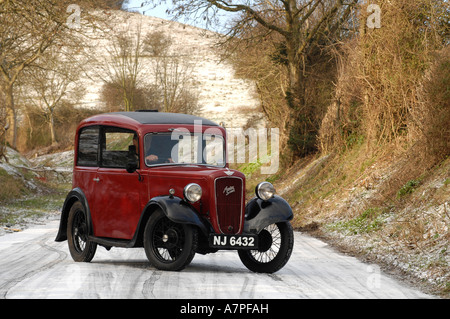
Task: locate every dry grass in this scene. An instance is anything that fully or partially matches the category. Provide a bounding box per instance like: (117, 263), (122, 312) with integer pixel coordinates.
(272, 143), (449, 295)
(0, 168), (26, 203)
(319, 0), (449, 161)
(273, 87), (450, 296)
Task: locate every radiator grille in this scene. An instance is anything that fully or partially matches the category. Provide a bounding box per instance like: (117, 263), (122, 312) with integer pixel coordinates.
(215, 177), (243, 234)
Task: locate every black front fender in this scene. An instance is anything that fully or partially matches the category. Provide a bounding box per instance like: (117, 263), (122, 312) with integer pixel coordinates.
(145, 196), (210, 236)
(244, 195), (293, 234)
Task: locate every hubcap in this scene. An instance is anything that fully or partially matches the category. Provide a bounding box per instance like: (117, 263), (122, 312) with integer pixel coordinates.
(163, 229), (179, 249)
(152, 217), (186, 262)
(258, 229), (273, 252)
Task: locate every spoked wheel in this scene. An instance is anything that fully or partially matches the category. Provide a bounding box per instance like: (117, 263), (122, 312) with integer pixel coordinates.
(144, 210), (197, 271)
(238, 222), (294, 273)
(67, 202), (97, 262)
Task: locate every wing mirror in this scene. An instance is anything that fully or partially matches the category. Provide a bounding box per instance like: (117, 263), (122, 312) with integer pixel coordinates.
(127, 145), (142, 181)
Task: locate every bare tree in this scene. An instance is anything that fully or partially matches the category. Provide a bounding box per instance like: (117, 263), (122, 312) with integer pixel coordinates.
(18, 47), (85, 146)
(99, 26), (198, 113)
(0, 0), (104, 159)
(143, 0), (358, 156)
(101, 81), (161, 112)
(101, 21), (148, 111)
(0, 1), (64, 155)
(144, 31), (199, 114)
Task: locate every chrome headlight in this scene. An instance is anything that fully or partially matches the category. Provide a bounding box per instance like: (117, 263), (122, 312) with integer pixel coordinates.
(255, 182), (275, 201)
(184, 183), (202, 203)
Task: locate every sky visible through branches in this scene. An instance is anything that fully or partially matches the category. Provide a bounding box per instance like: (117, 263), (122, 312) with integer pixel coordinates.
(123, 0), (233, 32)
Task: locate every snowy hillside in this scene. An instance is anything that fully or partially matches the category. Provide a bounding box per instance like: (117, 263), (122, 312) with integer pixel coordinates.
(78, 10), (261, 128)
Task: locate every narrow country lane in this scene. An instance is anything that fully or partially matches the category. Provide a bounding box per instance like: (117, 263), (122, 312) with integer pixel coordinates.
(0, 219), (434, 299)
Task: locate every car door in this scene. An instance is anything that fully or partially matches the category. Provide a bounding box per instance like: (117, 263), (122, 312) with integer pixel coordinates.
(74, 125), (100, 219)
(90, 126), (145, 240)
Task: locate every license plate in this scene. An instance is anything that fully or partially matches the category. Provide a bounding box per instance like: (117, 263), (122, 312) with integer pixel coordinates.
(209, 234), (258, 249)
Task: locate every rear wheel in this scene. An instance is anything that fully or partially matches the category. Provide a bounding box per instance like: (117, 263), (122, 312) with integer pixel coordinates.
(238, 222), (293, 273)
(67, 202), (97, 262)
(143, 210), (197, 271)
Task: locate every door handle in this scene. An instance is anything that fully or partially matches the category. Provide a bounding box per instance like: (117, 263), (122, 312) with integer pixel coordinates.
(93, 177), (100, 183)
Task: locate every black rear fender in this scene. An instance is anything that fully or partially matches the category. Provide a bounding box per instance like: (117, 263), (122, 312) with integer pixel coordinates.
(55, 188), (92, 242)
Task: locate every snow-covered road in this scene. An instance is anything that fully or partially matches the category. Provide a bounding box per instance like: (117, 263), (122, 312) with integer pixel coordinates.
(0, 219), (433, 299)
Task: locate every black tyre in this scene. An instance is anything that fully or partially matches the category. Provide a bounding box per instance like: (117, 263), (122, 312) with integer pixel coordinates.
(143, 210), (197, 271)
(238, 222), (294, 273)
(67, 202), (97, 262)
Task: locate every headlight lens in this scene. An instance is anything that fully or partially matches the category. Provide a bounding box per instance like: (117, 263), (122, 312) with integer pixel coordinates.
(184, 183), (202, 203)
(255, 182), (275, 201)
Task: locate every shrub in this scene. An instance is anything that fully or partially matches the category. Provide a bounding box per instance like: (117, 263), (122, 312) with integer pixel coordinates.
(397, 180), (421, 198)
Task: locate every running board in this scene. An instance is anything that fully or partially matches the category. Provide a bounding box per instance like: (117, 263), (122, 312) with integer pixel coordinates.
(88, 236), (134, 249)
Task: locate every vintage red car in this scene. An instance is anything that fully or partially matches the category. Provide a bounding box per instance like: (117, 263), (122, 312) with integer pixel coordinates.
(55, 111), (294, 273)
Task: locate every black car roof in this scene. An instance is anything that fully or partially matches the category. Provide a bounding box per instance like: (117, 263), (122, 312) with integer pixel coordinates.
(112, 111), (220, 126)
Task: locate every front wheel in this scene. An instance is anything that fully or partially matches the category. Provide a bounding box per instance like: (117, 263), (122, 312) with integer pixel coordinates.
(238, 222), (294, 273)
(143, 210), (197, 271)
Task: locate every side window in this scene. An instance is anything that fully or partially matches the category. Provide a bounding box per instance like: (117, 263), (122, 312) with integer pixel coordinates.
(100, 127), (137, 169)
(77, 126), (99, 167)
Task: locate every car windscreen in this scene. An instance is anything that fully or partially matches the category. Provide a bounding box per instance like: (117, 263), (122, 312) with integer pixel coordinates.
(144, 131), (225, 167)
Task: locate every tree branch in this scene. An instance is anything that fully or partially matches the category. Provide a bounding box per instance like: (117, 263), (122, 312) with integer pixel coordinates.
(207, 0), (290, 37)
(296, 0), (347, 58)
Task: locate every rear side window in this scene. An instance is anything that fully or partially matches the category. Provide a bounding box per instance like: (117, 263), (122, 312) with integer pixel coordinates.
(100, 127), (137, 169)
(77, 126), (99, 167)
